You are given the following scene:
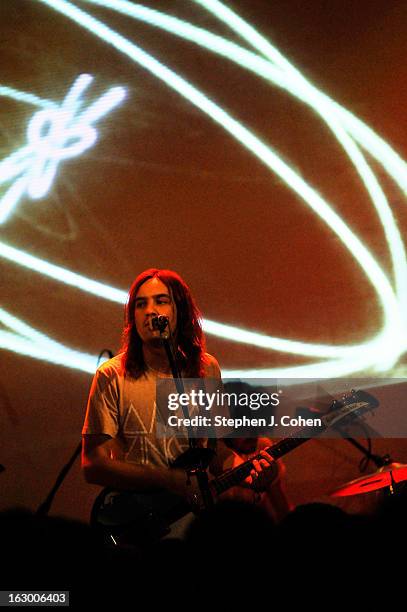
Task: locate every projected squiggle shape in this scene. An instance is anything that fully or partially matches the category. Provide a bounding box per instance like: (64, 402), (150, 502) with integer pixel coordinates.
(1, 0), (407, 377)
(0, 73), (126, 224)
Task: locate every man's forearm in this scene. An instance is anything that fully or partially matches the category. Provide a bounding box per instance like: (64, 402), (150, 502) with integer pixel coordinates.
(83, 458), (186, 495)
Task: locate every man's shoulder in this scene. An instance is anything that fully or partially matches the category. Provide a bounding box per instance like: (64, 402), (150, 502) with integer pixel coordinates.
(96, 353), (125, 379)
(202, 352), (221, 378)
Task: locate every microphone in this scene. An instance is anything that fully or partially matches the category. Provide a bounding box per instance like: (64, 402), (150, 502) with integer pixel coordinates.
(151, 315), (169, 333)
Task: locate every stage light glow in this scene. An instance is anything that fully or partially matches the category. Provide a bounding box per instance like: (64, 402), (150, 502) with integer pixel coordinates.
(1, 0), (406, 377)
(0, 74), (126, 223)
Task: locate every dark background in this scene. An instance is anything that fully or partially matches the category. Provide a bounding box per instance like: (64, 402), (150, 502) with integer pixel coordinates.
(1, 0), (406, 520)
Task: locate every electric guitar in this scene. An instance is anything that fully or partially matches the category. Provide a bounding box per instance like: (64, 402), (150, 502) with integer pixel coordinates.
(90, 389), (379, 546)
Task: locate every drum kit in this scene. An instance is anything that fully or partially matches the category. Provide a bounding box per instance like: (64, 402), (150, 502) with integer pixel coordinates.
(292, 392), (407, 499)
(294, 395), (407, 499)
(331, 461), (407, 497)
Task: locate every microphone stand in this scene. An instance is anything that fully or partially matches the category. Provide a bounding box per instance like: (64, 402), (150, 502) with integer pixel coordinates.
(335, 430), (392, 469)
(153, 316), (214, 509)
(296, 404), (394, 470)
(328, 399), (395, 470)
(36, 442), (82, 516)
(36, 349), (114, 516)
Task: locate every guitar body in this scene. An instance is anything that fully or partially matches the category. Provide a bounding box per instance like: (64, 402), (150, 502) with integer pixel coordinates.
(91, 487), (190, 546)
(91, 446), (214, 546)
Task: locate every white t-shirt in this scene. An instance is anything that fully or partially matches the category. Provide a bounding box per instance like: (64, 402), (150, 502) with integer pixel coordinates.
(82, 353), (221, 468)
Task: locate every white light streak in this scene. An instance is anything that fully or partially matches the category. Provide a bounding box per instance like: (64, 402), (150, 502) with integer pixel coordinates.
(78, 1), (407, 332)
(0, 237), (401, 377)
(1, 0), (406, 377)
(194, 0), (407, 318)
(0, 239), (364, 357)
(0, 308), (97, 373)
(0, 85), (57, 109)
(0, 242), (127, 304)
(0, 73), (126, 223)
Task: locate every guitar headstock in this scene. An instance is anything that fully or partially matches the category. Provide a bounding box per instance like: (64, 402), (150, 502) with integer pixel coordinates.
(323, 389), (379, 429)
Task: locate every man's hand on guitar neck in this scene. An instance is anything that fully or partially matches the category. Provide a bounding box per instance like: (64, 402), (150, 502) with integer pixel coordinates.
(172, 447), (277, 508)
(246, 449), (277, 493)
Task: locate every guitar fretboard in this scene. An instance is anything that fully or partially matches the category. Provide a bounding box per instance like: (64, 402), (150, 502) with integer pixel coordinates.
(211, 425), (323, 495)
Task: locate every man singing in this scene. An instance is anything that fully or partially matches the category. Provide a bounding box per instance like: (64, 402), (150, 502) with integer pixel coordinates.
(82, 268), (276, 509)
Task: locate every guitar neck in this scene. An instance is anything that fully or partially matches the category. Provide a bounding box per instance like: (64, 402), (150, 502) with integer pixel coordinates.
(211, 424), (323, 496)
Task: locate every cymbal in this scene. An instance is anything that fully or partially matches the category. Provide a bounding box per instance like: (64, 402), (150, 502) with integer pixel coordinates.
(331, 463), (407, 497)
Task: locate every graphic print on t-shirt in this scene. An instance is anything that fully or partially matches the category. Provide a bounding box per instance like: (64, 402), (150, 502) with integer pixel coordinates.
(122, 400), (186, 466)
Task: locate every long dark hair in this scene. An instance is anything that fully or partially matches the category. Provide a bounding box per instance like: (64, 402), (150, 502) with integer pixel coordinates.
(121, 268), (207, 378)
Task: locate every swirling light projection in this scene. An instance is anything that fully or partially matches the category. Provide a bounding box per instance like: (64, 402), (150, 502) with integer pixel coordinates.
(0, 74), (126, 224)
(1, 0), (407, 377)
